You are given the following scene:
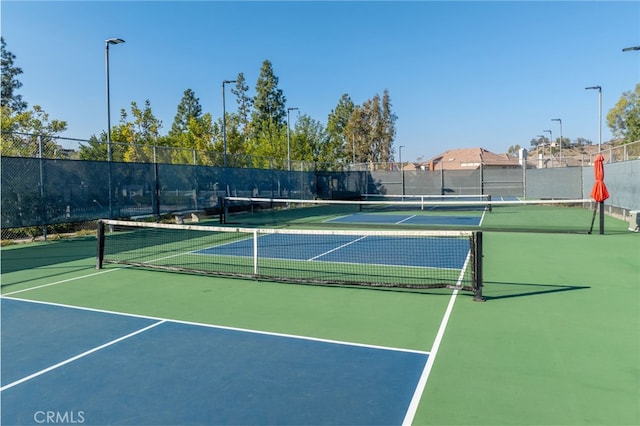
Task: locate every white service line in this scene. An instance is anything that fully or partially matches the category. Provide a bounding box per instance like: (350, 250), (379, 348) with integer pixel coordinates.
(401, 250), (472, 425)
(3, 297), (429, 356)
(0, 320), (166, 392)
(396, 215), (417, 224)
(1, 268), (123, 296)
(307, 235), (368, 261)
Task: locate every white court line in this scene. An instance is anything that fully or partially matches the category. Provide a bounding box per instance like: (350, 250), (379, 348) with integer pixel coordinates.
(479, 208), (487, 226)
(396, 215), (416, 224)
(401, 250), (472, 425)
(307, 235), (368, 261)
(1, 268), (123, 297)
(0, 320), (166, 392)
(1, 297), (428, 356)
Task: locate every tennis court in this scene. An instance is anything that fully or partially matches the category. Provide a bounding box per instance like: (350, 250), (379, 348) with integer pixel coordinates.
(2, 297), (427, 425)
(1, 211), (639, 425)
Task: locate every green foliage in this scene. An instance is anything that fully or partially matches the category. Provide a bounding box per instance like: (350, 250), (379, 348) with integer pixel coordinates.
(116, 100), (163, 163)
(251, 60), (287, 144)
(230, 73), (253, 141)
(348, 90), (397, 163)
(1, 37), (27, 112)
(1, 38), (400, 169)
(169, 89), (202, 136)
(327, 94), (355, 163)
(607, 83), (640, 143)
(292, 114), (327, 164)
(78, 133), (108, 161)
(1, 105), (68, 157)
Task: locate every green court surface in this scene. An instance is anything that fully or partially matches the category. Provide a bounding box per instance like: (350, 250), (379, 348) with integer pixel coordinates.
(1, 214), (639, 425)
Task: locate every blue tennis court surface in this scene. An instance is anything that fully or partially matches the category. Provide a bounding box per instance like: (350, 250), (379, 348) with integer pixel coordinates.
(1, 297), (428, 425)
(195, 233), (470, 269)
(327, 213), (483, 226)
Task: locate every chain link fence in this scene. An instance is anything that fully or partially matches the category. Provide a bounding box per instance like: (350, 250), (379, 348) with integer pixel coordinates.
(2, 132), (639, 244)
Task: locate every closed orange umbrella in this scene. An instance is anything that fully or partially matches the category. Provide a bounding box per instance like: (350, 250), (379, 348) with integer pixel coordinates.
(590, 153), (609, 202)
(588, 153), (608, 234)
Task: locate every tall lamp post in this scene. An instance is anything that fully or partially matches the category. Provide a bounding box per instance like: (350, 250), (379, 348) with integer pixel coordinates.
(543, 129), (552, 166)
(105, 38), (125, 162)
(222, 80), (236, 168)
(399, 145), (405, 196)
(585, 86), (602, 152)
(551, 118), (562, 163)
(105, 38), (125, 219)
(287, 107), (298, 171)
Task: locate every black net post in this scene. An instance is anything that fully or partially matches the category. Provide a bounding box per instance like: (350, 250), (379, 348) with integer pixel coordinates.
(96, 220), (105, 269)
(218, 196), (226, 224)
(599, 202), (605, 235)
(473, 231), (485, 302)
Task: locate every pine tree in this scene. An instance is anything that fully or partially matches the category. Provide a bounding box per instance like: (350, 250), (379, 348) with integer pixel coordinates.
(169, 89), (202, 136)
(1, 37), (28, 112)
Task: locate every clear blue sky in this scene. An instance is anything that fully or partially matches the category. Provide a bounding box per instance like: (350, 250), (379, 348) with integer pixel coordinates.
(2, 1), (639, 162)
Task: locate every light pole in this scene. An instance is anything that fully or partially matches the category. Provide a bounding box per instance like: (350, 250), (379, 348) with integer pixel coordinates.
(222, 80), (236, 168)
(622, 46), (640, 52)
(551, 118), (562, 162)
(287, 107), (298, 171)
(105, 37), (124, 218)
(399, 145), (405, 196)
(585, 86), (602, 152)
(105, 38), (125, 162)
(543, 129), (552, 165)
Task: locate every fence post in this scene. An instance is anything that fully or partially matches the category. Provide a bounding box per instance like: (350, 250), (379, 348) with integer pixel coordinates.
(38, 135), (47, 240)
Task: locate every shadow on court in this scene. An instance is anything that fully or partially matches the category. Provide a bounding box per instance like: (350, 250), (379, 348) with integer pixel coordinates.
(0, 237), (96, 274)
(483, 281), (591, 301)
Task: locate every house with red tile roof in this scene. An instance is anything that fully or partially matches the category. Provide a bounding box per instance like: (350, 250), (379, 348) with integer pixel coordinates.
(421, 147), (521, 171)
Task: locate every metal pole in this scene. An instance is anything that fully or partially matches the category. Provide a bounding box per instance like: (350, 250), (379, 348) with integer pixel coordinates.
(106, 43), (112, 163)
(105, 38), (124, 219)
(596, 87), (602, 152)
(222, 80), (236, 168)
(399, 145), (405, 196)
(352, 131), (356, 164)
(543, 130), (552, 167)
(585, 86), (602, 152)
(552, 118), (562, 164)
(38, 135), (47, 240)
(287, 107), (298, 171)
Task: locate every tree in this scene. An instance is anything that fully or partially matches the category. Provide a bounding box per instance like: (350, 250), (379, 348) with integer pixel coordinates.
(573, 137), (593, 147)
(114, 100), (163, 163)
(607, 83), (640, 144)
(1, 104), (67, 157)
(356, 90), (397, 163)
(78, 133), (108, 161)
(251, 60), (286, 142)
(507, 144), (522, 155)
(380, 90), (397, 161)
(248, 60), (287, 167)
(292, 114), (327, 165)
(347, 105), (368, 163)
(1, 37), (27, 112)
(169, 89), (202, 136)
(230, 72), (253, 142)
(326, 94), (355, 163)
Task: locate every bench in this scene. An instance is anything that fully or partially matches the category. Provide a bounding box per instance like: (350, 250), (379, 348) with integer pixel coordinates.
(173, 210), (204, 224)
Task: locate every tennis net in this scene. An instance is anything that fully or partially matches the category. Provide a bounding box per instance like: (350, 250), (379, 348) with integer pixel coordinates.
(96, 219), (484, 300)
(220, 196), (597, 233)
